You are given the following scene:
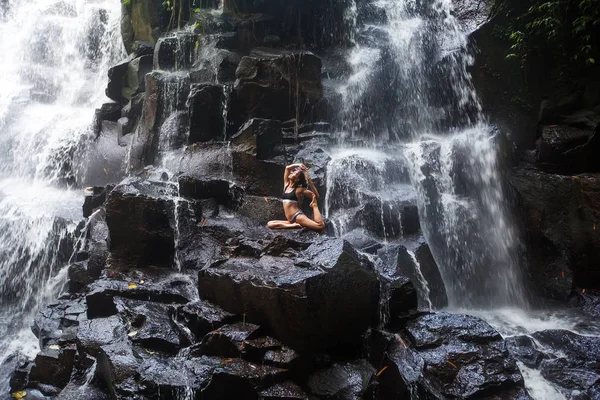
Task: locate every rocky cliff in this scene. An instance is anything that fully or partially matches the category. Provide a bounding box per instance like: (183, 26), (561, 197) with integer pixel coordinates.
(6, 0), (600, 399)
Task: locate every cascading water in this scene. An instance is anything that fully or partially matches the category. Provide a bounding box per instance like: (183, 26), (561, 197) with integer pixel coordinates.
(328, 0), (600, 397)
(331, 0), (526, 308)
(0, 0), (124, 392)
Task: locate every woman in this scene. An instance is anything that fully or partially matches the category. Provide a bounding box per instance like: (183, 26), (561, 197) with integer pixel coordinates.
(267, 163), (325, 232)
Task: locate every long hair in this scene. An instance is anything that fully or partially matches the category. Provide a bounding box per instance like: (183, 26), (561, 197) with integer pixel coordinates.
(293, 168), (307, 188)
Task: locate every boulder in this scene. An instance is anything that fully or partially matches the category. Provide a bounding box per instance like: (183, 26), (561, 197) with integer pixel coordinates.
(154, 32), (197, 71)
(237, 195), (285, 224)
(82, 185), (113, 218)
(85, 276), (196, 319)
(188, 83), (227, 143)
(232, 51), (323, 126)
(191, 322), (261, 358)
(259, 381), (309, 400)
(198, 238), (380, 353)
(369, 313), (529, 399)
(180, 143), (286, 197)
(534, 124), (600, 174)
(230, 118), (283, 160)
(130, 71), (191, 169)
(178, 175), (243, 208)
(33, 298), (87, 348)
(93, 103), (121, 136)
(307, 360), (376, 400)
(506, 330), (600, 394)
(175, 300), (237, 340)
(510, 168), (600, 294)
(106, 55), (153, 104)
(414, 242), (447, 309)
(76, 315), (128, 357)
(28, 345), (77, 389)
(105, 179), (176, 269)
(201, 357), (288, 400)
(118, 299), (185, 353)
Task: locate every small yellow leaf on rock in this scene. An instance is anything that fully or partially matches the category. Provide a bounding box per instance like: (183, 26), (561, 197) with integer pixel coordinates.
(264, 196), (269, 203)
(202, 218), (207, 226)
(48, 344), (60, 350)
(583, 289), (586, 294)
(128, 331), (138, 337)
(561, 271), (565, 279)
(221, 358), (233, 365)
(128, 283), (138, 289)
(12, 391), (26, 399)
(139, 280), (145, 284)
(145, 349), (155, 355)
(376, 366), (388, 376)
(447, 360), (458, 369)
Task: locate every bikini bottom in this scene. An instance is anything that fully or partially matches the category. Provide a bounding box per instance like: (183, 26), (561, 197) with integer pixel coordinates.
(289, 210), (305, 223)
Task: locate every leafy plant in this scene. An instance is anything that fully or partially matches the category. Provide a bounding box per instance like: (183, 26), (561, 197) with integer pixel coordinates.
(505, 0), (600, 67)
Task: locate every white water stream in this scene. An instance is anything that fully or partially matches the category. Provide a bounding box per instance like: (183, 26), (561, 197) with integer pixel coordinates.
(0, 0), (124, 392)
(327, 0), (600, 397)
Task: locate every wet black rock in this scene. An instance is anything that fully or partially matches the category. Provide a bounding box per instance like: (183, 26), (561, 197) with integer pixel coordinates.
(369, 313), (528, 399)
(154, 32), (197, 71)
(230, 118), (283, 160)
(188, 83), (227, 143)
(118, 298), (185, 353)
(178, 175), (243, 209)
(82, 185), (113, 218)
(201, 357), (288, 400)
(232, 51), (323, 127)
(199, 238), (380, 353)
(106, 55), (153, 104)
(534, 124), (600, 174)
(93, 102), (122, 136)
(259, 381), (309, 400)
(388, 275), (418, 319)
(505, 335), (544, 369)
(237, 195), (285, 225)
(414, 241), (447, 308)
(85, 274), (196, 319)
(76, 315), (128, 357)
(175, 300), (237, 340)
(130, 71), (191, 169)
(28, 345), (77, 389)
(510, 168), (600, 295)
(307, 359), (376, 400)
(33, 298), (87, 348)
(105, 179), (176, 269)
(180, 142), (286, 197)
(507, 329), (600, 394)
(192, 322), (261, 358)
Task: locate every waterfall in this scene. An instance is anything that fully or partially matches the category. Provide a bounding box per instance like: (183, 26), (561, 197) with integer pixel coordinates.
(331, 0), (527, 308)
(0, 0), (124, 392)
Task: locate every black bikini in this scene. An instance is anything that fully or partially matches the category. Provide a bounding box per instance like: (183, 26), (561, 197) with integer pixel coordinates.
(281, 183), (300, 202)
(281, 183), (305, 223)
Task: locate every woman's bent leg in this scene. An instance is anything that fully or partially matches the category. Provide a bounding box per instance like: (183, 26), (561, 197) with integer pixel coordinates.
(295, 201), (325, 232)
(267, 220), (301, 229)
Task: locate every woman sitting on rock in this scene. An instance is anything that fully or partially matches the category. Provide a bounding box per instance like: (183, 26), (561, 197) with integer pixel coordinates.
(267, 163), (325, 232)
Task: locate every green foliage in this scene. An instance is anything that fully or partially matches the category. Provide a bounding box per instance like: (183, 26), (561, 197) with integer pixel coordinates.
(505, 0), (600, 67)
(121, 0), (130, 6)
(162, 0), (172, 12)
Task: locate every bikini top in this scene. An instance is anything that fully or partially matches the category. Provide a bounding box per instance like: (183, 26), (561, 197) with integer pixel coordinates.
(281, 182), (305, 202)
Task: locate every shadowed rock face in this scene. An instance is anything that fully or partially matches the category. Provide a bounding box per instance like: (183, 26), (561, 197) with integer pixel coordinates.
(105, 178), (177, 270)
(506, 330), (600, 396)
(198, 238), (380, 354)
(510, 169), (600, 297)
(368, 313), (530, 400)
